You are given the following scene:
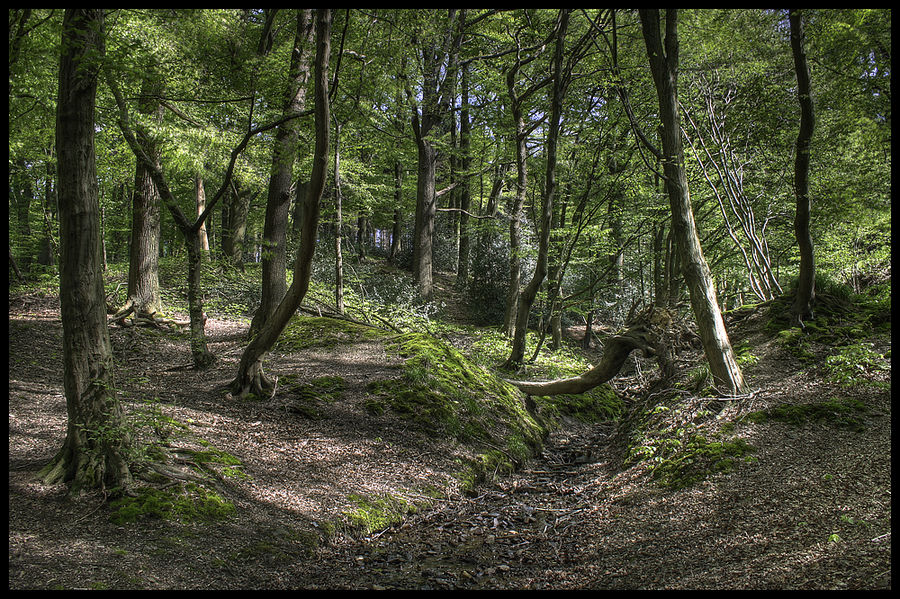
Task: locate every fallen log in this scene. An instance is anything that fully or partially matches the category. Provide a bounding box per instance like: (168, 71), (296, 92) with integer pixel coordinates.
(507, 325), (656, 396)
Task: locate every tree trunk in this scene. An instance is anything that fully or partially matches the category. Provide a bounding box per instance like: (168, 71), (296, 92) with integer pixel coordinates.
(42, 8), (132, 494)
(509, 328), (652, 396)
(229, 9), (332, 400)
(222, 181), (253, 269)
(789, 8), (816, 326)
(639, 9), (748, 395)
(455, 62), (472, 289)
(251, 9), (316, 336)
(412, 138), (437, 300)
(389, 162), (403, 262)
(196, 172), (211, 259)
(506, 9), (569, 368)
(410, 10), (462, 302)
(334, 121), (345, 313)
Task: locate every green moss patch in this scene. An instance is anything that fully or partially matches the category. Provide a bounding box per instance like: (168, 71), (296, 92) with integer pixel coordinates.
(648, 434), (755, 490)
(109, 483), (236, 525)
(745, 396), (868, 431)
(341, 492), (420, 536)
(274, 315), (390, 352)
(365, 332), (547, 474)
(537, 384), (624, 424)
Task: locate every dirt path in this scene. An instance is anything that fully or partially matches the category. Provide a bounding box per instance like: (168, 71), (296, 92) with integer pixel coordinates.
(8, 293), (892, 590)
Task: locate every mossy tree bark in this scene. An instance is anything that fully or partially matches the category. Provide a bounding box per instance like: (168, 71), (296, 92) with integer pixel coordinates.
(229, 9), (332, 399)
(42, 8), (133, 495)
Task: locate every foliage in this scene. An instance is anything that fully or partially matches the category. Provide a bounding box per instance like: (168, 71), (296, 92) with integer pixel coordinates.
(744, 396), (868, 432)
(109, 483), (236, 525)
(365, 332), (547, 472)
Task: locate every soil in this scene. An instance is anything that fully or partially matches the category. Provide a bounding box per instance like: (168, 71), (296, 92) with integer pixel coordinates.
(8, 286), (891, 590)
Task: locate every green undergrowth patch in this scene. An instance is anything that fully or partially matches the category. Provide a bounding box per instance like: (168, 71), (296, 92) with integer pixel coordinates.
(365, 332), (547, 482)
(623, 393), (755, 490)
(109, 483), (236, 525)
(339, 492), (423, 537)
(275, 315), (391, 352)
(647, 433), (755, 490)
(537, 384), (624, 424)
(279, 374), (346, 419)
(744, 396), (868, 432)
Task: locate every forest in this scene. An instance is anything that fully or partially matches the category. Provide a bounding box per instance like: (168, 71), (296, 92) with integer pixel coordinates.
(8, 8), (891, 590)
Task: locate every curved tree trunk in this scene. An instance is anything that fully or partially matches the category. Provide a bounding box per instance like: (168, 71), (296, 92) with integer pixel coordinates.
(229, 9), (332, 400)
(509, 328), (653, 396)
(42, 8), (132, 495)
(251, 9), (316, 337)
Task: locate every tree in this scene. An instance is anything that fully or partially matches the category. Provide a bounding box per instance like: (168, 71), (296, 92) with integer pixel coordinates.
(249, 9), (316, 337)
(41, 9), (132, 494)
(789, 8), (816, 326)
(229, 8), (332, 400)
(114, 72), (164, 324)
(505, 9), (570, 368)
(407, 10), (463, 301)
(638, 9), (748, 395)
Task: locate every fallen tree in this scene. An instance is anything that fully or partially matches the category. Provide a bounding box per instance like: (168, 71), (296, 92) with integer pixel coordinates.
(506, 307), (677, 396)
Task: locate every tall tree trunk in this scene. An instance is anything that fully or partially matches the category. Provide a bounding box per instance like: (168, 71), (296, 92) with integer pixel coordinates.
(196, 172), (211, 259)
(789, 8), (816, 326)
(42, 8), (132, 494)
(389, 162), (403, 262)
(251, 9), (316, 336)
(503, 65), (529, 337)
(639, 9), (748, 395)
(116, 73), (164, 322)
(334, 121), (345, 313)
(229, 9), (332, 400)
(506, 9), (569, 368)
(412, 138), (437, 300)
(409, 10), (462, 302)
(222, 180), (253, 269)
(455, 62), (472, 289)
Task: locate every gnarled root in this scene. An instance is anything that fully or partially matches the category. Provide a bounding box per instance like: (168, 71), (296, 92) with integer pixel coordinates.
(225, 361), (277, 401)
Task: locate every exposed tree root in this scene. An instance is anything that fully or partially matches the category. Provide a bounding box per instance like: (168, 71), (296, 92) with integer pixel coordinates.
(109, 299), (189, 330)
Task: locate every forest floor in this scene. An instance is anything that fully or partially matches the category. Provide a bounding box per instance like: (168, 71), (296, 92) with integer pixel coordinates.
(8, 277), (891, 590)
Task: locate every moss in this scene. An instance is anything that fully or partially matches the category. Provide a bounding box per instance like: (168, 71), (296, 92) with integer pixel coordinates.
(274, 315), (390, 352)
(365, 332), (546, 466)
(280, 374), (346, 419)
(537, 384), (624, 424)
(745, 396), (868, 431)
(109, 483), (236, 525)
(649, 434), (755, 490)
(341, 492), (418, 536)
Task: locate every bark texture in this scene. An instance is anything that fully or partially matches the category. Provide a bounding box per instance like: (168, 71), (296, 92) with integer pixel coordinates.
(251, 9), (316, 336)
(229, 9), (332, 399)
(43, 8), (132, 494)
(639, 9), (748, 395)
